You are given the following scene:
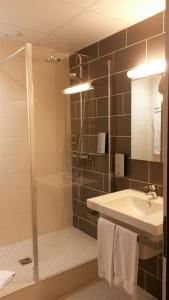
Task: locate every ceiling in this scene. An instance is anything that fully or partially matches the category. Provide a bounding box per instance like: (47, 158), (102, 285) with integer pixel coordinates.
(0, 0), (165, 53)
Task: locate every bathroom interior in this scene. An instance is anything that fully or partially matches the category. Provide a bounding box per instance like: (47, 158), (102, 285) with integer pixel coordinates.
(0, 1), (167, 300)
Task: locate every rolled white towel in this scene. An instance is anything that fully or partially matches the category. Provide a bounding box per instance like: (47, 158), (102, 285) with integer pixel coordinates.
(0, 271), (15, 290)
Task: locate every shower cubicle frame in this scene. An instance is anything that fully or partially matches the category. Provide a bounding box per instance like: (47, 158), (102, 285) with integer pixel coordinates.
(25, 43), (39, 281)
(0, 43), (39, 282)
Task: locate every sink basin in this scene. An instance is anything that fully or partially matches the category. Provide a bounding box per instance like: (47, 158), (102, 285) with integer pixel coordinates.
(87, 189), (163, 238)
(107, 196), (162, 217)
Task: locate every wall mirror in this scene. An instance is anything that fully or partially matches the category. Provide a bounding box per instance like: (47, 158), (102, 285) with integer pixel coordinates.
(131, 74), (163, 162)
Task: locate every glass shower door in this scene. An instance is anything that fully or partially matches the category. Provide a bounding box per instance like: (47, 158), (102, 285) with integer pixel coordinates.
(0, 43), (35, 296)
(32, 47), (73, 279)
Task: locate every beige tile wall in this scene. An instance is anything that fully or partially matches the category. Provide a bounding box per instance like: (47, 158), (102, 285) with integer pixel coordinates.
(0, 40), (72, 245)
(0, 39), (32, 246)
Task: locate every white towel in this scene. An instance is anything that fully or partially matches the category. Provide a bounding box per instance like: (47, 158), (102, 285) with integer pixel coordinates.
(0, 271), (15, 290)
(97, 217), (116, 285)
(114, 225), (139, 298)
(153, 109), (161, 155)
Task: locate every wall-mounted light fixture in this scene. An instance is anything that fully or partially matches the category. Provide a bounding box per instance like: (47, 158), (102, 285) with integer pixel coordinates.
(127, 59), (166, 79)
(63, 81), (94, 95)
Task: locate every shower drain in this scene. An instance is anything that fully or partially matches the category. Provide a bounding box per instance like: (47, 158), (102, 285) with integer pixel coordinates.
(18, 257), (32, 265)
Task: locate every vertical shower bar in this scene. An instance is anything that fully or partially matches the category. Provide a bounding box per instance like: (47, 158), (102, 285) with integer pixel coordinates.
(25, 43), (39, 281)
(108, 60), (112, 193)
(80, 92), (83, 153)
(79, 56), (83, 153)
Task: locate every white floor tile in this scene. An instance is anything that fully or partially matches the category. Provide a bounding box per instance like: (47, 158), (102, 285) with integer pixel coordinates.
(0, 227), (97, 298)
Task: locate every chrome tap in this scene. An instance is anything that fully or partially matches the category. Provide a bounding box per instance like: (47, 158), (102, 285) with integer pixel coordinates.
(144, 184), (158, 205)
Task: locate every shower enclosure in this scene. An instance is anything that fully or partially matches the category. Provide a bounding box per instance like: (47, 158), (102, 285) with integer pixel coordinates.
(0, 42), (98, 298)
(0, 43), (35, 295)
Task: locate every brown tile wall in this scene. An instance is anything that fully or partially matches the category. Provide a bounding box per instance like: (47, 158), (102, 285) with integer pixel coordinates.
(70, 11), (165, 300)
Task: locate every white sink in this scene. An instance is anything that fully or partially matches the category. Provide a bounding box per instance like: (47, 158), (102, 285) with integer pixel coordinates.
(87, 189), (163, 238)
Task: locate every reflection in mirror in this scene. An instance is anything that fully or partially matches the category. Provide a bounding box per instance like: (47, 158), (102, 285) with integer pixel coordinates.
(131, 74), (163, 162)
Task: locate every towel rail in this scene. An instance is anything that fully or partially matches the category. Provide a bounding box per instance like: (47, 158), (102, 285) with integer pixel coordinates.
(100, 214), (163, 250)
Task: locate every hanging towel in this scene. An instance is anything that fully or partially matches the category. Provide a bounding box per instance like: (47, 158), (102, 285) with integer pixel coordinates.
(0, 271), (15, 290)
(97, 217), (116, 285)
(153, 109), (161, 155)
(114, 225), (139, 298)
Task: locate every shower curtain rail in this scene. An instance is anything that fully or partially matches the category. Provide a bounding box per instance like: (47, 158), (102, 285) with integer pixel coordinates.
(0, 46), (25, 66)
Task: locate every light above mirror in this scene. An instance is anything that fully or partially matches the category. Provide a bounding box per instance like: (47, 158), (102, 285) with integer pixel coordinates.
(127, 59), (166, 79)
(64, 82), (94, 95)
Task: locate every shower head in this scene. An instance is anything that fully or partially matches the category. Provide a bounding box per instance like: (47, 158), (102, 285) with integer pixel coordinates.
(45, 55), (62, 63)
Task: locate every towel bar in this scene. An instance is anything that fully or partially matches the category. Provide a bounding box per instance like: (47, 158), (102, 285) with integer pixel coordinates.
(100, 214), (163, 250)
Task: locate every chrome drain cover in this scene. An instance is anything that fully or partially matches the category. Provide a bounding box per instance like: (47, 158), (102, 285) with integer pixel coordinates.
(18, 257), (32, 265)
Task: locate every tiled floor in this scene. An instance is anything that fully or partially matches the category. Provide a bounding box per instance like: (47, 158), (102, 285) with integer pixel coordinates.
(60, 280), (156, 300)
(0, 227), (97, 298)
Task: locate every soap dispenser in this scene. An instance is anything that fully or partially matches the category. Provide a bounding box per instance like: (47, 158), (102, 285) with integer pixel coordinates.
(97, 132), (108, 154)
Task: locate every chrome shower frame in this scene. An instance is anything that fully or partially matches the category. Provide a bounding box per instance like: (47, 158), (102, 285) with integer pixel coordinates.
(25, 43), (39, 281)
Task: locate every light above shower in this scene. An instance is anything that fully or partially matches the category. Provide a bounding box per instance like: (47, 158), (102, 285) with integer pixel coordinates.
(63, 82), (94, 95)
(127, 59), (166, 79)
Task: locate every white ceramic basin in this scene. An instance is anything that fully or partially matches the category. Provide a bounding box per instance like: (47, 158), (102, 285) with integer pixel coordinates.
(87, 189), (163, 238)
